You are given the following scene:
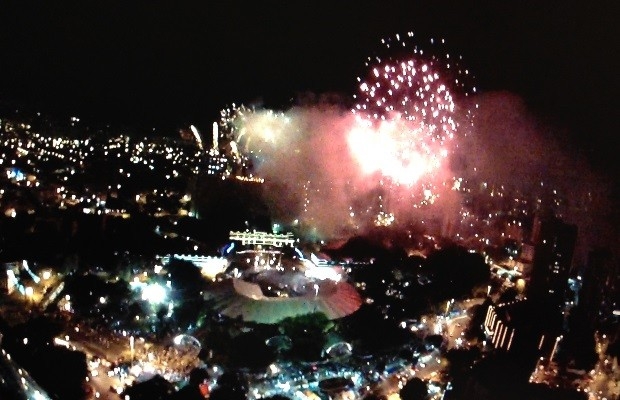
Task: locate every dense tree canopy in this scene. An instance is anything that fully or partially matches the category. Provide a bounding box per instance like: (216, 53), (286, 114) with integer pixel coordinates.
(424, 246), (490, 300)
(339, 305), (409, 354)
(399, 377), (428, 400)
(228, 331), (276, 371)
(209, 370), (249, 400)
(166, 258), (209, 330)
(279, 312), (332, 361)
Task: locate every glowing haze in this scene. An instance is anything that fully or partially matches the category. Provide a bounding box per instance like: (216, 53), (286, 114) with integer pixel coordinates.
(213, 34), (478, 238)
(214, 32), (610, 247)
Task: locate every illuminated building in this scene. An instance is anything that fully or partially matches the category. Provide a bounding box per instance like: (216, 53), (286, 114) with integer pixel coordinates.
(229, 231), (295, 247)
(483, 299), (562, 355)
(204, 232), (362, 324)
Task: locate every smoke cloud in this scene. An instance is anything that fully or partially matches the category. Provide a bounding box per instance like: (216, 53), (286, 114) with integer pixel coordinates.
(454, 91), (615, 259)
(226, 90), (614, 259)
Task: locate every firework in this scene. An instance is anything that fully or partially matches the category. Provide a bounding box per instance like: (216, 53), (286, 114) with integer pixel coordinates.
(349, 32), (476, 195)
(211, 33), (478, 235)
(189, 124), (204, 151)
(219, 103), (291, 155)
(219, 103), (249, 141)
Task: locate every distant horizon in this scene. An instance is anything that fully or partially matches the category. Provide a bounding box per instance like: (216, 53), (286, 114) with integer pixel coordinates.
(0, 3), (617, 136)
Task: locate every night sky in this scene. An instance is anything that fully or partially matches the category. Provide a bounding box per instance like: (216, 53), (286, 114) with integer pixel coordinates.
(0, 1), (618, 174)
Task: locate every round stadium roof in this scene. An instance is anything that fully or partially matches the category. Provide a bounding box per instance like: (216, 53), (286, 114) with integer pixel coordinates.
(205, 276), (362, 324)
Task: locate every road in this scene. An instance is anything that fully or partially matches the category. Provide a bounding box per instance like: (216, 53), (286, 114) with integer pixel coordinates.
(444, 314), (470, 349)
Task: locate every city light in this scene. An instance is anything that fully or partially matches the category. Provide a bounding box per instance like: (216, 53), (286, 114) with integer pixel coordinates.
(141, 283), (167, 304)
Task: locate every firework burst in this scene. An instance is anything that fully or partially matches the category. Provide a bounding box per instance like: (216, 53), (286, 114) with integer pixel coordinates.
(350, 32), (476, 197)
(219, 103), (291, 157)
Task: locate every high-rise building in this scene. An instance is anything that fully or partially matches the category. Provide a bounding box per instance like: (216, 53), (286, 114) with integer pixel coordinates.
(527, 214), (578, 306)
(484, 299), (562, 356)
(580, 248), (619, 326)
(0, 345), (53, 399)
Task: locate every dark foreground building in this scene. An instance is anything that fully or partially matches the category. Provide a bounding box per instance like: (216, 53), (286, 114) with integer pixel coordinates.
(0, 340), (53, 400)
(527, 215), (577, 307)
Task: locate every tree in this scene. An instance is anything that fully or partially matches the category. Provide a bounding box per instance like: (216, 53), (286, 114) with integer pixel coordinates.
(166, 259), (209, 330)
(13, 315), (62, 347)
(210, 371), (248, 400)
(171, 368), (210, 400)
(166, 259), (206, 299)
(444, 347), (481, 395)
(121, 375), (175, 400)
(425, 334), (445, 350)
(327, 233), (407, 264)
(498, 287), (519, 304)
(210, 386), (247, 400)
(279, 312), (331, 361)
(228, 331), (276, 371)
(62, 273), (130, 324)
(399, 377), (428, 400)
(172, 385), (204, 400)
(339, 305), (409, 354)
(63, 273), (108, 316)
(424, 246), (490, 301)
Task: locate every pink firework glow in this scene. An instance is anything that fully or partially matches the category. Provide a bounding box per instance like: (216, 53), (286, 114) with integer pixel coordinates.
(350, 32), (475, 190)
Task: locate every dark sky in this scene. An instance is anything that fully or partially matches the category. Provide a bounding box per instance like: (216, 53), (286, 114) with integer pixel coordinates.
(0, 1), (618, 168)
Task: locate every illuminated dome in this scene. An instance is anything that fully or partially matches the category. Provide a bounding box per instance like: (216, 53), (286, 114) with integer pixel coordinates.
(208, 231), (362, 324)
(205, 274), (362, 324)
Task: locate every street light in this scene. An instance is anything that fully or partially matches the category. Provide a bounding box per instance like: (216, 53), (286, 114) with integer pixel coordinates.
(130, 335), (135, 365)
(25, 286), (34, 305)
(445, 298), (454, 316)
